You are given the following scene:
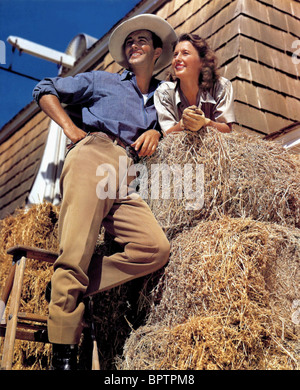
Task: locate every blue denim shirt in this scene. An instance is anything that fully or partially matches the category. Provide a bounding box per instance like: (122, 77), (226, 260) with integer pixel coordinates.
(33, 70), (162, 146)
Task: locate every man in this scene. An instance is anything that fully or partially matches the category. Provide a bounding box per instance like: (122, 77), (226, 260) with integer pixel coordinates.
(32, 14), (177, 370)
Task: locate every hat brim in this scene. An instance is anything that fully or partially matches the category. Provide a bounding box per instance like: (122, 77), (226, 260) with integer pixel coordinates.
(108, 14), (177, 74)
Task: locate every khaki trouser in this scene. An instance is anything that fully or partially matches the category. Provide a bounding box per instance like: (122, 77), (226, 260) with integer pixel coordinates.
(48, 133), (170, 344)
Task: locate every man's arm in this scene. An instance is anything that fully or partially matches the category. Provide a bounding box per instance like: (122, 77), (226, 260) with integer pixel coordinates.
(39, 94), (87, 143)
(131, 129), (161, 157)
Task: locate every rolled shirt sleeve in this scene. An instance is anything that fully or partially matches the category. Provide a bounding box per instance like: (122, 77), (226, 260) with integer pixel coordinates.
(154, 82), (180, 133)
(212, 78), (235, 124)
(32, 72), (94, 106)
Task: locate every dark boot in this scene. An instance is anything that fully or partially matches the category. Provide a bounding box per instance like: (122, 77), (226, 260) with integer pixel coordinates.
(45, 281), (51, 303)
(51, 344), (78, 370)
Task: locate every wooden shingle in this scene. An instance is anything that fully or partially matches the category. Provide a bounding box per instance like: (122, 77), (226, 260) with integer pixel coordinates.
(0, 113), (49, 218)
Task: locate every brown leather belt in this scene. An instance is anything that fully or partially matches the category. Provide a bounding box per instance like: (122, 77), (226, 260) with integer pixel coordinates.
(67, 131), (139, 162)
(90, 132), (140, 163)
(90, 131), (127, 149)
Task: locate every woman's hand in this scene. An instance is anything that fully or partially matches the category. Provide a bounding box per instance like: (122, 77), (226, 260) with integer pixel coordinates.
(181, 105), (210, 132)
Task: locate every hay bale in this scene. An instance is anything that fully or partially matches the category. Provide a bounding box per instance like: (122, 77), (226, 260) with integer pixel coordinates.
(141, 129), (300, 239)
(119, 217), (300, 370)
(0, 203), (59, 370)
(80, 270), (163, 370)
(0, 204), (157, 370)
(1, 130), (299, 370)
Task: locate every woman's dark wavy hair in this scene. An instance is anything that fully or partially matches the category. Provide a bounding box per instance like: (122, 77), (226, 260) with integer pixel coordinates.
(169, 33), (219, 90)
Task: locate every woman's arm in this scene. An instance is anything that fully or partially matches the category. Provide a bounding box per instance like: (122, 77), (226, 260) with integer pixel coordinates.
(165, 120), (184, 134)
(180, 106), (232, 134)
(164, 113), (232, 135)
(205, 119), (232, 133)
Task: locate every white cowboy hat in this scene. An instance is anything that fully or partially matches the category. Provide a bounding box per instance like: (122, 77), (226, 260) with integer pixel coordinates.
(109, 14), (177, 74)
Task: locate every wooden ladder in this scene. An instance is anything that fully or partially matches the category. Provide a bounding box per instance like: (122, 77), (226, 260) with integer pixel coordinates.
(0, 245), (57, 370)
(0, 245), (100, 370)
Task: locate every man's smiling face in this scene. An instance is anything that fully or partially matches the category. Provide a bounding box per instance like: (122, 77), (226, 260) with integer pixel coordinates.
(124, 29), (158, 70)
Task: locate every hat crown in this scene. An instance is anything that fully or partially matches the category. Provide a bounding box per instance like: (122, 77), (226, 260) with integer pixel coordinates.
(109, 14), (177, 74)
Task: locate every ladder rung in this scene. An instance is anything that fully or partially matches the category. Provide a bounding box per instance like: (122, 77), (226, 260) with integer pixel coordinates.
(17, 312), (48, 323)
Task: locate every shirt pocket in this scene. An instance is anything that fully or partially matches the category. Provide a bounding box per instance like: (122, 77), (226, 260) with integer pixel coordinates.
(93, 91), (127, 120)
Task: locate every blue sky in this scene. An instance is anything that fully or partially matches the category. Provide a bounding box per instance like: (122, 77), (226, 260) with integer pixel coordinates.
(0, 0), (140, 129)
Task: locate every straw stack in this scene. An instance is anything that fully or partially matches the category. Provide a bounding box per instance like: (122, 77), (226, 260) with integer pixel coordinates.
(118, 128), (299, 370)
(119, 217), (300, 369)
(0, 202), (59, 369)
(0, 128), (299, 369)
(144, 129), (300, 239)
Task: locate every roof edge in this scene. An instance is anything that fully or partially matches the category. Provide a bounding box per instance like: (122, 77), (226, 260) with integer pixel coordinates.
(0, 101), (40, 144)
(0, 0), (166, 143)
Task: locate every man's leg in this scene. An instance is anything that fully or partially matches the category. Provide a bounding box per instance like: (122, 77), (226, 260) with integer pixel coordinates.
(48, 134), (169, 368)
(48, 135), (121, 347)
(86, 195), (170, 295)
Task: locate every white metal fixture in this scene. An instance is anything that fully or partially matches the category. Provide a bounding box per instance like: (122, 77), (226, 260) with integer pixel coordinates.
(7, 35), (76, 67)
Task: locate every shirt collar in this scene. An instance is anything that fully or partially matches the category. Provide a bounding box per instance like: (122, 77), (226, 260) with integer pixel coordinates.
(174, 80), (217, 106)
(121, 69), (162, 100)
(121, 69), (133, 81)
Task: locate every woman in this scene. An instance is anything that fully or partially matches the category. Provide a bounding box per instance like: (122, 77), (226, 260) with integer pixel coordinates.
(154, 33), (235, 135)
